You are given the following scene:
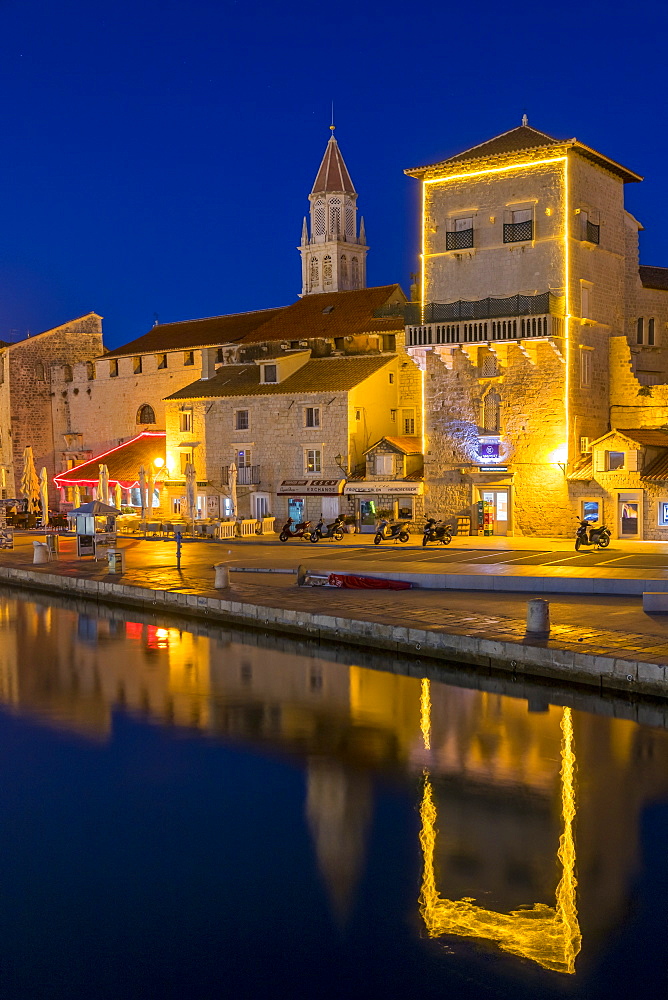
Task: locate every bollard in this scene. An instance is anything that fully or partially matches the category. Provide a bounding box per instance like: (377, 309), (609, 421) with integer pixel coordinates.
(213, 563), (229, 588)
(32, 541), (49, 565)
(107, 549), (125, 573)
(526, 598), (550, 638)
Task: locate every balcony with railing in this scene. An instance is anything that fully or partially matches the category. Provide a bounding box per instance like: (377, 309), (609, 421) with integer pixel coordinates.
(445, 228), (474, 251)
(404, 291), (565, 349)
(503, 220), (533, 243)
(222, 465), (261, 486)
(585, 220), (600, 245)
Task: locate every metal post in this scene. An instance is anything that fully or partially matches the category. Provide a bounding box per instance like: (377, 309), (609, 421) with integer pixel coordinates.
(175, 530), (182, 570)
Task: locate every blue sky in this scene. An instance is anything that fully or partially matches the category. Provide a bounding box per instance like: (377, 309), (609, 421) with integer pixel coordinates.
(0, 0), (665, 348)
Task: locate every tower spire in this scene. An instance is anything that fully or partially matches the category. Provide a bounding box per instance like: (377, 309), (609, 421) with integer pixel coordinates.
(299, 128), (369, 296)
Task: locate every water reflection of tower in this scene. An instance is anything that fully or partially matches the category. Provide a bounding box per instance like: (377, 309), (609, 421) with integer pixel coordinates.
(306, 758), (371, 921)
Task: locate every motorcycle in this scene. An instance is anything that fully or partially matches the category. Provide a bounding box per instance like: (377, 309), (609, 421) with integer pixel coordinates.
(422, 517), (453, 546)
(574, 517), (611, 551)
(374, 518), (411, 545)
(279, 517), (313, 542)
(310, 514), (345, 543)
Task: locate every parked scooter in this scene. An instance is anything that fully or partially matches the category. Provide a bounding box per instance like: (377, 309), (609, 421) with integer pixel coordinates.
(574, 517), (611, 551)
(374, 518), (411, 545)
(310, 514), (345, 543)
(279, 517), (313, 542)
(422, 517), (453, 546)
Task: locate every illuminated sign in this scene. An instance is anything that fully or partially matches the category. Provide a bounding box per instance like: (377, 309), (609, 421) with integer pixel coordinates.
(344, 481), (424, 496)
(479, 466), (508, 473)
(479, 441), (500, 460)
(277, 479), (345, 496)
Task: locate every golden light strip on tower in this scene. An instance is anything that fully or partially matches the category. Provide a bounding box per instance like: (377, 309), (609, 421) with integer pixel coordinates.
(418, 704), (581, 975)
(418, 152), (572, 465)
(563, 156), (571, 463)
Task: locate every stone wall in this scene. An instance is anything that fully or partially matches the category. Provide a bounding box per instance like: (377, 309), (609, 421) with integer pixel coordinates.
(1, 314), (103, 501)
(55, 347), (206, 457)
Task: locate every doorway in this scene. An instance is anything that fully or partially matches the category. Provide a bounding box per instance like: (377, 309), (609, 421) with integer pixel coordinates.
(287, 497), (305, 524)
(481, 489), (509, 536)
(618, 491), (642, 540)
(359, 498), (379, 533)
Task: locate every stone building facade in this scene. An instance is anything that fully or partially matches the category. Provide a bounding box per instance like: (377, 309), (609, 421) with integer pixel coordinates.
(0, 313), (103, 503)
(163, 351), (421, 523)
(404, 120), (668, 537)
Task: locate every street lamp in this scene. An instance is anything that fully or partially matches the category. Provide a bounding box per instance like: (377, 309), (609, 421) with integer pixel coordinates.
(334, 453), (348, 475)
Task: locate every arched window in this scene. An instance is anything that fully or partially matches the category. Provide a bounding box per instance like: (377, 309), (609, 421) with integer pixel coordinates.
(63, 364), (73, 383)
(323, 255), (332, 282)
(351, 257), (360, 287)
(36, 363), (46, 381)
(137, 404), (156, 424)
(340, 255), (348, 287)
(86, 361), (95, 381)
(314, 200), (325, 237)
(310, 257), (319, 288)
(483, 390), (501, 433)
(329, 198), (341, 236)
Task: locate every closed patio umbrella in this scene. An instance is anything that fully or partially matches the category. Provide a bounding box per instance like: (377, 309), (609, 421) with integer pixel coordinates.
(138, 465), (147, 518)
(73, 485), (81, 509)
(20, 447), (40, 514)
(147, 466), (154, 517)
(185, 462), (196, 524)
(39, 468), (49, 528)
(114, 482), (123, 510)
(100, 465), (109, 505)
(229, 461), (238, 520)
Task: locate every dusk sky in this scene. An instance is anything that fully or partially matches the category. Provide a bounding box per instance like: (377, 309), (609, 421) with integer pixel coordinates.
(0, 0), (665, 348)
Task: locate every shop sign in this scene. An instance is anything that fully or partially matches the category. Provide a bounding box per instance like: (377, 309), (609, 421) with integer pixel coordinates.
(344, 481), (423, 496)
(479, 441), (500, 460)
(277, 479), (345, 496)
(478, 466), (509, 473)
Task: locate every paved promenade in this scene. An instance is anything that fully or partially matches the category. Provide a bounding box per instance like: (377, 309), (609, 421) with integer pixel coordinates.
(2, 532), (668, 699)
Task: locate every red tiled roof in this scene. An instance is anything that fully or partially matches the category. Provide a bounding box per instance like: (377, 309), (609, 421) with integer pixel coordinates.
(166, 355), (393, 400)
(54, 431), (165, 488)
(104, 307), (286, 359)
(616, 428), (668, 447)
(566, 458), (593, 482)
(642, 453), (668, 482)
(405, 124), (642, 183)
(312, 135), (355, 194)
(235, 285), (407, 344)
(364, 435), (422, 456)
(639, 266), (668, 291)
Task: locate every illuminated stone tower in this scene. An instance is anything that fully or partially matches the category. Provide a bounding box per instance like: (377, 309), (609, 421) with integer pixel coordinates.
(300, 128), (368, 295)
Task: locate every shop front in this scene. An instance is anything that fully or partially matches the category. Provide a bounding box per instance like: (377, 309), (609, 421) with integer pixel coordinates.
(343, 481), (423, 533)
(468, 469), (514, 536)
(277, 480), (346, 523)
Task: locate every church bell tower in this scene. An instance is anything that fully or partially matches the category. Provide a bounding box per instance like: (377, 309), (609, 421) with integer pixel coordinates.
(300, 127), (368, 296)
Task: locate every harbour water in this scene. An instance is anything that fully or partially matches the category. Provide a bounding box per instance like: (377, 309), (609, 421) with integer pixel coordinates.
(0, 589), (666, 999)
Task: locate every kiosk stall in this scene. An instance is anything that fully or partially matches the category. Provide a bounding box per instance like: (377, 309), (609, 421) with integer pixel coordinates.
(69, 500), (121, 557)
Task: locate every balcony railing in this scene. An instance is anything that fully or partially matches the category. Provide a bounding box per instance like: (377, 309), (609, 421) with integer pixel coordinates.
(586, 220), (600, 245)
(503, 220), (533, 243)
(406, 313), (564, 348)
(222, 465), (260, 486)
(446, 228), (474, 251)
(399, 291), (563, 326)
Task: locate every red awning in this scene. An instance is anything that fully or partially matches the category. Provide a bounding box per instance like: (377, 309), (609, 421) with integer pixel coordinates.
(54, 431), (166, 489)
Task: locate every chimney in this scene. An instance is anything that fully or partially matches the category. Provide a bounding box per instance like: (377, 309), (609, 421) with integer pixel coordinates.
(201, 347), (217, 379)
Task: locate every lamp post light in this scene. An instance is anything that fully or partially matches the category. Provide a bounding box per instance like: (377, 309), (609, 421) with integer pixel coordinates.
(334, 453), (348, 475)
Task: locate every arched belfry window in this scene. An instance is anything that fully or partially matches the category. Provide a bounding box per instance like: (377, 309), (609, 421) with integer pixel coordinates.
(341, 255), (348, 287)
(314, 200), (325, 237)
(310, 257), (319, 288)
(482, 390), (501, 433)
(329, 198), (341, 236)
(137, 404), (156, 425)
(323, 255), (332, 282)
(351, 257), (360, 287)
